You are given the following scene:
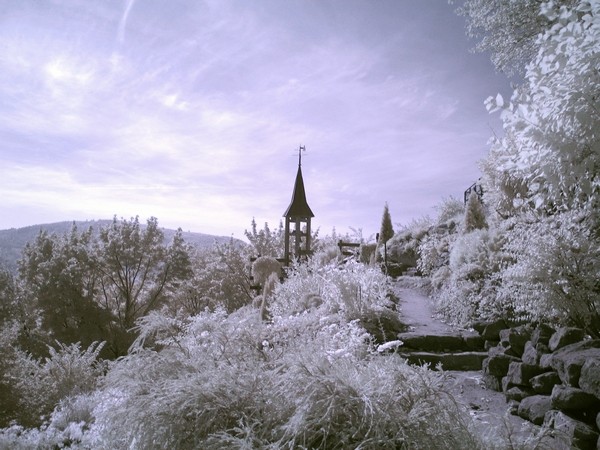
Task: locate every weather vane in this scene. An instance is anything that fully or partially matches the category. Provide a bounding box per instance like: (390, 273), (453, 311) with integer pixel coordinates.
(298, 145), (306, 166)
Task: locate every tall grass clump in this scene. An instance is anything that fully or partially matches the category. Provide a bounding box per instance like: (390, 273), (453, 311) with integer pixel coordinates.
(270, 260), (391, 320)
(75, 306), (486, 450)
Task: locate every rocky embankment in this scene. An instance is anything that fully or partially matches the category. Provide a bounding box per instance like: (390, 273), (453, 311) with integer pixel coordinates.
(394, 285), (600, 448)
(477, 321), (600, 449)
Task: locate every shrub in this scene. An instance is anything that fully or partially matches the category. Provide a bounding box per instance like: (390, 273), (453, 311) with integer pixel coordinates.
(432, 224), (514, 326)
(359, 243), (377, 264)
(464, 192), (488, 232)
(498, 212), (600, 337)
(77, 305), (485, 450)
(270, 260), (391, 321)
(5, 341), (106, 427)
(252, 256), (282, 286)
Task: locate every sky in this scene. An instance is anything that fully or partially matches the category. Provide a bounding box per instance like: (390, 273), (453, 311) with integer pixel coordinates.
(0, 0), (511, 241)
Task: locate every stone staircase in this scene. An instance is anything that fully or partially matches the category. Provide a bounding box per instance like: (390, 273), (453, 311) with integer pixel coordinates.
(396, 331), (488, 371)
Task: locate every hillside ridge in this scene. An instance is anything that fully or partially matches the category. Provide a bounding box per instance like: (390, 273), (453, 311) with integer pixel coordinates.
(0, 220), (241, 273)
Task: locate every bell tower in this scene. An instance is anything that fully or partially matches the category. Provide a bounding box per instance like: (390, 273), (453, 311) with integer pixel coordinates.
(283, 146), (314, 265)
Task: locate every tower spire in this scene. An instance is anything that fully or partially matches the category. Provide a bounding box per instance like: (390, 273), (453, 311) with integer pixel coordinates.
(283, 145), (314, 265)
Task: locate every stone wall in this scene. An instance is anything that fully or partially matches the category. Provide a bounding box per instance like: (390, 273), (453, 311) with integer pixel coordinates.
(476, 320), (600, 449)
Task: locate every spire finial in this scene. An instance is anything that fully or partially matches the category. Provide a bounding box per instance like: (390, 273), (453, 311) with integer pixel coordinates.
(298, 145), (305, 167)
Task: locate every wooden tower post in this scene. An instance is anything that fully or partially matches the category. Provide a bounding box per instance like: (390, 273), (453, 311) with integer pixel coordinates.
(283, 146), (314, 265)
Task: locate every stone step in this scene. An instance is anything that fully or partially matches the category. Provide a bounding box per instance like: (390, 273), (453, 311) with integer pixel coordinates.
(397, 332), (485, 353)
(401, 351), (488, 371)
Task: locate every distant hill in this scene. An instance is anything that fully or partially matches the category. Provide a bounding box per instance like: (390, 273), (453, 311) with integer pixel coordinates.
(0, 220), (243, 274)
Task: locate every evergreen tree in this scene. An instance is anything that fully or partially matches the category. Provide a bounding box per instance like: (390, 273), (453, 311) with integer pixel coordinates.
(378, 202), (395, 245)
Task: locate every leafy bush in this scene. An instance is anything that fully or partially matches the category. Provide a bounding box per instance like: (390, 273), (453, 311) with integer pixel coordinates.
(418, 228), (457, 283)
(359, 243), (377, 264)
(498, 212), (600, 337)
(270, 260), (391, 321)
(387, 218), (431, 269)
(464, 193), (487, 232)
(5, 341), (106, 427)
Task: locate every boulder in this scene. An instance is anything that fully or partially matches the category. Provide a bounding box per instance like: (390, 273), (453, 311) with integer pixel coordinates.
(536, 342), (550, 354)
(500, 325), (532, 357)
(502, 376), (514, 394)
(506, 347), (523, 358)
(531, 323), (556, 346)
(579, 358), (600, 399)
(505, 386), (535, 402)
(521, 341), (541, 365)
(548, 327), (585, 352)
(482, 353), (521, 377)
(530, 371), (561, 395)
(489, 342), (519, 357)
(506, 361), (546, 387)
(507, 399), (520, 415)
(481, 319), (508, 341)
(544, 410), (600, 450)
(517, 395), (552, 425)
(550, 340), (600, 386)
(482, 373), (502, 392)
(487, 345), (505, 357)
(551, 385), (600, 411)
(539, 353), (553, 370)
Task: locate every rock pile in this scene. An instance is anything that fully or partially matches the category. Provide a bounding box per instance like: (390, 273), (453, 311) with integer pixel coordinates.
(477, 320), (600, 450)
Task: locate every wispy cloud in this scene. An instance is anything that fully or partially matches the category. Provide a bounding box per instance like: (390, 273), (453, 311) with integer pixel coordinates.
(117, 0), (136, 45)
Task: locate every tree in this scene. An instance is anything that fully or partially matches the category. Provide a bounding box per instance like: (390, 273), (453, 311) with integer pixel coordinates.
(17, 225), (108, 351)
(244, 218), (285, 257)
(95, 217), (192, 356)
(378, 203), (395, 271)
(484, 0), (600, 216)
(16, 217), (194, 358)
(479, 0), (600, 337)
(456, 0), (577, 76)
(0, 268), (16, 324)
(170, 238), (253, 315)
(378, 203), (394, 245)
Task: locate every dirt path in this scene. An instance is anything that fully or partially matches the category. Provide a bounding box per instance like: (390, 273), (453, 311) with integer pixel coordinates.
(393, 285), (459, 335)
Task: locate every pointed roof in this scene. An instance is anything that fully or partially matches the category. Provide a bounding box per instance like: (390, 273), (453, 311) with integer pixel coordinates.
(284, 164), (314, 218)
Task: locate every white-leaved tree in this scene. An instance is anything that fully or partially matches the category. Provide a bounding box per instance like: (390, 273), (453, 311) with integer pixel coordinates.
(456, 0), (577, 76)
(479, 0), (600, 335)
(485, 1), (600, 215)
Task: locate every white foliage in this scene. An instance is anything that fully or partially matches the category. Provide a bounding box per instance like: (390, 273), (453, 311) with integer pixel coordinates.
(487, 0), (600, 214)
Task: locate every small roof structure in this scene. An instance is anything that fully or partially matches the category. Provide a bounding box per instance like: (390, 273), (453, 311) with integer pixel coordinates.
(284, 163), (314, 218)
